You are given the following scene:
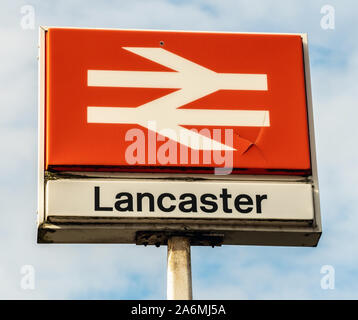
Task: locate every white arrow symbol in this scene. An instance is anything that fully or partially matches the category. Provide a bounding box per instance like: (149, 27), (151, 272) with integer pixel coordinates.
(87, 47), (270, 151)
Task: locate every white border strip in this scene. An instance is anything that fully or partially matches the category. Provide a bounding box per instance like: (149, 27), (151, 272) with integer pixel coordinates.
(37, 27), (46, 226)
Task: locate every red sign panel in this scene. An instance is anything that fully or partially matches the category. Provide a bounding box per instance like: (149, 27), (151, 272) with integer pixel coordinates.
(45, 28), (311, 174)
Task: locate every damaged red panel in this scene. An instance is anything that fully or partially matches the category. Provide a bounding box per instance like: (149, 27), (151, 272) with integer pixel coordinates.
(45, 28), (311, 174)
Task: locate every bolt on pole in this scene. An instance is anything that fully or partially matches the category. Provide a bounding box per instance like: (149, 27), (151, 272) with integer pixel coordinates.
(167, 236), (192, 300)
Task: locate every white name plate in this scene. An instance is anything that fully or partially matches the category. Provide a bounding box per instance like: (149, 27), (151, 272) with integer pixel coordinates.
(45, 179), (314, 221)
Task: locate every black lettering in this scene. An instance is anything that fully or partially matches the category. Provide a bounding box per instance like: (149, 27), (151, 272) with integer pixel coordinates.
(94, 186), (113, 211)
(219, 188), (232, 213)
(114, 192), (133, 211)
(157, 193), (176, 212)
(256, 194), (267, 213)
(200, 193), (218, 213)
(178, 193), (197, 212)
(137, 192), (155, 212)
(234, 194), (253, 213)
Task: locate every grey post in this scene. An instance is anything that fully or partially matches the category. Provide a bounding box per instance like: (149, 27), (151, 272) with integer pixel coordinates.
(167, 236), (192, 300)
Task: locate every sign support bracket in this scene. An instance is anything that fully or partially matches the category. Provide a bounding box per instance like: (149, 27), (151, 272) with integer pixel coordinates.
(136, 231), (223, 300)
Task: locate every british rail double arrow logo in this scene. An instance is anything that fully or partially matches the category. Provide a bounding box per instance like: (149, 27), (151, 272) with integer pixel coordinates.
(87, 47), (270, 151)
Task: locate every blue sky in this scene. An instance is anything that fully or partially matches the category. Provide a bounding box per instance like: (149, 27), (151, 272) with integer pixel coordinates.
(0, 0), (357, 299)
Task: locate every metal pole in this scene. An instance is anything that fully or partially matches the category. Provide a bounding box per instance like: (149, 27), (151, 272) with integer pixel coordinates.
(167, 236), (192, 300)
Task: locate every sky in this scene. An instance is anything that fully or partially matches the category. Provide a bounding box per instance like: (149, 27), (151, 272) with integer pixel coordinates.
(0, 0), (357, 299)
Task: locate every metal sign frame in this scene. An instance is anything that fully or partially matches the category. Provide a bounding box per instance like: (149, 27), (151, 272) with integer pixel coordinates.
(37, 27), (321, 246)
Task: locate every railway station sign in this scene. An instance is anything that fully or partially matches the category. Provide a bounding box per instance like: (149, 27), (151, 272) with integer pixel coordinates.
(37, 27), (321, 246)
